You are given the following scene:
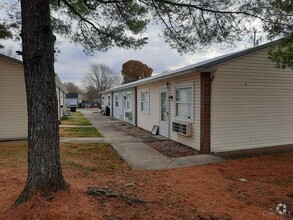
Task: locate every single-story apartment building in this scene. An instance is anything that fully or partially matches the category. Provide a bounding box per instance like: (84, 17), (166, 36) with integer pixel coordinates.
(0, 53), (68, 141)
(56, 74), (68, 118)
(101, 88), (136, 124)
(101, 39), (293, 153)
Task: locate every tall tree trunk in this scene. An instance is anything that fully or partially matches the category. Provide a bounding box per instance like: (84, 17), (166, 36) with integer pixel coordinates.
(15, 0), (67, 205)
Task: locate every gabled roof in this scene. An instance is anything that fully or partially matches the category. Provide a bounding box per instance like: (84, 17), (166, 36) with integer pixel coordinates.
(55, 74), (68, 94)
(100, 38), (285, 94)
(0, 53), (23, 65)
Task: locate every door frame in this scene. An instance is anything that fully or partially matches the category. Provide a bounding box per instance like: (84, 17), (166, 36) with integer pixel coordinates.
(159, 88), (169, 138)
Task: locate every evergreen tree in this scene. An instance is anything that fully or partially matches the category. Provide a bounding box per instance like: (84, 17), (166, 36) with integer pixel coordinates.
(0, 0), (291, 205)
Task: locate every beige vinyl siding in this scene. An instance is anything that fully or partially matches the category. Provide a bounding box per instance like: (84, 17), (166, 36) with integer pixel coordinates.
(137, 73), (201, 150)
(211, 48), (293, 152)
(0, 58), (27, 140)
(137, 83), (160, 132)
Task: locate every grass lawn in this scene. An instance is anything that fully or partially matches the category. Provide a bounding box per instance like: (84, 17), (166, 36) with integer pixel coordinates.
(0, 141), (27, 168)
(61, 142), (128, 172)
(61, 111), (92, 125)
(0, 141), (127, 173)
(59, 127), (103, 137)
(70, 112), (83, 116)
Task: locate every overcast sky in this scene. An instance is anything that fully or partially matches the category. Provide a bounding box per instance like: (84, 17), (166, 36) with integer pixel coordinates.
(53, 29), (258, 87)
(1, 25), (262, 87)
(0, 0), (269, 88)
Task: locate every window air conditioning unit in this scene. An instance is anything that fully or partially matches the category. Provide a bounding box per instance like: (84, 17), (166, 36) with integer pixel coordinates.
(125, 112), (132, 119)
(172, 121), (192, 136)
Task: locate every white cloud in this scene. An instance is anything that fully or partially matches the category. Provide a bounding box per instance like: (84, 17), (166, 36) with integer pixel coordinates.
(1, 22), (271, 87)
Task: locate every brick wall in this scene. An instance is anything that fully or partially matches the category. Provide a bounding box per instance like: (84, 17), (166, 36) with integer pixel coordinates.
(200, 72), (211, 153)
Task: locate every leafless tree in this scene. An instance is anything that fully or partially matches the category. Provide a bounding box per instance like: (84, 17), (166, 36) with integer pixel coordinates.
(82, 64), (121, 101)
(63, 82), (81, 93)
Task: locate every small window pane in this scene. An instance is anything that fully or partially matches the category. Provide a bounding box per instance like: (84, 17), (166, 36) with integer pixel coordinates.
(126, 94), (132, 110)
(175, 86), (192, 120)
(176, 90), (180, 101)
(141, 91), (149, 113)
(142, 102), (149, 112)
(115, 94), (118, 107)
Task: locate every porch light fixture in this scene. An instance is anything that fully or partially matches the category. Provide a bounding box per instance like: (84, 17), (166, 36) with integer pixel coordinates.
(166, 81), (171, 89)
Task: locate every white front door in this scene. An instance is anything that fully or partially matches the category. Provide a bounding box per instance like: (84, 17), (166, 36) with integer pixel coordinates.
(159, 89), (169, 137)
(122, 92), (126, 120)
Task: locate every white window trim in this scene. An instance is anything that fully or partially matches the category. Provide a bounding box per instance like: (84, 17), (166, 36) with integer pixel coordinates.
(140, 89), (150, 114)
(114, 93), (119, 109)
(107, 95), (111, 106)
(102, 96), (105, 106)
(174, 83), (194, 122)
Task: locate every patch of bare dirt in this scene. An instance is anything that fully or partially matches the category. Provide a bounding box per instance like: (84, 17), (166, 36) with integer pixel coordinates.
(147, 140), (199, 158)
(113, 120), (199, 158)
(114, 121), (151, 137)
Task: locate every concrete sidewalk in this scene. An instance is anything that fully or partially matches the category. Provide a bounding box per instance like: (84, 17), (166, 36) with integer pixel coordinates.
(81, 109), (225, 170)
(60, 137), (107, 143)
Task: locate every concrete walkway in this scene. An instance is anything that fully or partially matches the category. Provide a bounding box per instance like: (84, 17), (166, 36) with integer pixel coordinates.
(60, 137), (107, 143)
(59, 125), (94, 128)
(81, 109), (225, 170)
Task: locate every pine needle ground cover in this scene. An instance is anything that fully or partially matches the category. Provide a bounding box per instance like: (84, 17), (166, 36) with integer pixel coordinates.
(0, 140), (292, 219)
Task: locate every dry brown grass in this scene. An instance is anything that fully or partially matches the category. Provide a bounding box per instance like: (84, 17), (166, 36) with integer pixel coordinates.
(59, 127), (102, 137)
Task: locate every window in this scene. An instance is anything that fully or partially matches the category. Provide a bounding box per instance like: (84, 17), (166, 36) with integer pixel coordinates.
(141, 90), (149, 113)
(114, 93), (119, 108)
(175, 85), (193, 120)
(126, 93), (132, 111)
(60, 92), (64, 104)
(102, 96), (105, 106)
(107, 95), (111, 106)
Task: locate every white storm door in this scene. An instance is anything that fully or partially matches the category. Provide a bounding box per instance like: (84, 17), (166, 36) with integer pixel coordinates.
(159, 89), (169, 137)
(121, 92), (126, 120)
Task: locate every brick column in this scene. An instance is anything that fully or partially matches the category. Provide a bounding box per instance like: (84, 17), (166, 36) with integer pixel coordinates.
(200, 72), (212, 154)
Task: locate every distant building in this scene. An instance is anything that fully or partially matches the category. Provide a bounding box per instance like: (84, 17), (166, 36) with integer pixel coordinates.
(66, 93), (84, 111)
